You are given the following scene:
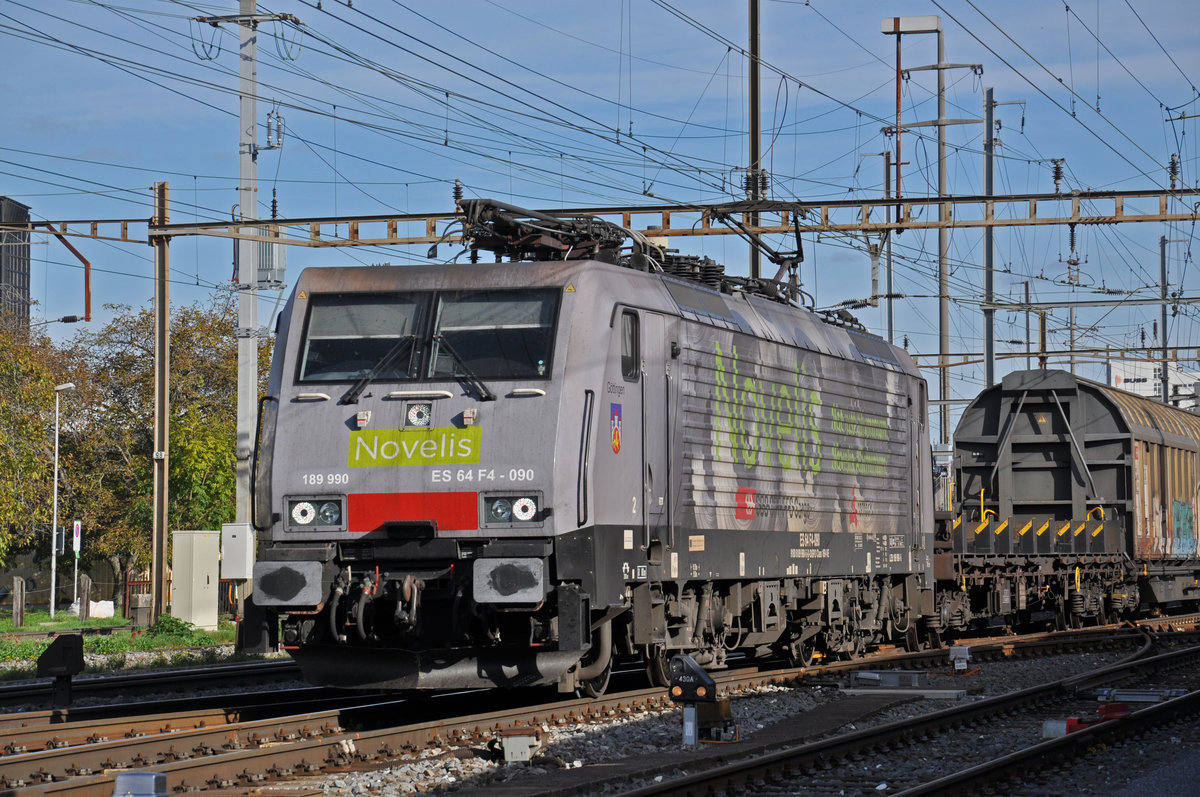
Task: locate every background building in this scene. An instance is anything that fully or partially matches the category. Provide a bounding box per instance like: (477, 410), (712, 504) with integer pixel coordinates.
(1107, 359), (1200, 410)
(0, 197), (31, 327)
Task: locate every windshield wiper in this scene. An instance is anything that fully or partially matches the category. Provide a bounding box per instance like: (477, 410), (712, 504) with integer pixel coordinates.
(433, 334), (496, 401)
(339, 335), (417, 405)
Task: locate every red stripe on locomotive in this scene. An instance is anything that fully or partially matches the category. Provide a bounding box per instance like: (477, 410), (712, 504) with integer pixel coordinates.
(348, 492), (479, 532)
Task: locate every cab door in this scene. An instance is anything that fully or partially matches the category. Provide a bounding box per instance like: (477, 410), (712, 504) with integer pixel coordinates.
(642, 312), (676, 559)
(597, 308), (645, 539)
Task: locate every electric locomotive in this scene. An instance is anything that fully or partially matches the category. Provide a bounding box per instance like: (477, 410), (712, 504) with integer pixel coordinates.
(251, 201), (934, 692)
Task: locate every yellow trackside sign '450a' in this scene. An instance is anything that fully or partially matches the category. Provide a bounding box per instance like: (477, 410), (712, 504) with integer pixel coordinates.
(348, 427), (482, 468)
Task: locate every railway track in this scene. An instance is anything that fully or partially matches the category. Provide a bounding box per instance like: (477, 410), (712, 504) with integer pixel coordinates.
(582, 638), (1200, 796)
(0, 625), (1166, 796)
(0, 657), (301, 711)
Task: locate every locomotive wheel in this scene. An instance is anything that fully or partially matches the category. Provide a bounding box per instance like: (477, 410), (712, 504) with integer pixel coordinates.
(924, 626), (943, 650)
(645, 647), (671, 688)
(581, 655), (612, 698)
(789, 638), (818, 668)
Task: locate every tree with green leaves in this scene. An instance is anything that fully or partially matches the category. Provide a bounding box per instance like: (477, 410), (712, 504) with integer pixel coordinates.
(63, 287), (271, 612)
(0, 320), (74, 567)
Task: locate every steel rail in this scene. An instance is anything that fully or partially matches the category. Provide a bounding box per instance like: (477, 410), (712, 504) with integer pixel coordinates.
(1, 628), (1160, 797)
(0, 657), (300, 710)
(612, 642), (1200, 797)
(892, 687), (1200, 796)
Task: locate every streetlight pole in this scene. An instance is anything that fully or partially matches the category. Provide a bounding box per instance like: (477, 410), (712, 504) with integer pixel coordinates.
(50, 381), (75, 618)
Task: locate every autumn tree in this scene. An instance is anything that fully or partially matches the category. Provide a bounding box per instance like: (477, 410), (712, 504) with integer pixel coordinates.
(64, 287), (271, 609)
(0, 320), (76, 566)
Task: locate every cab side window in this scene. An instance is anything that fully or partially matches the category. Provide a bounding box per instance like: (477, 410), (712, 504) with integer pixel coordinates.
(621, 311), (640, 380)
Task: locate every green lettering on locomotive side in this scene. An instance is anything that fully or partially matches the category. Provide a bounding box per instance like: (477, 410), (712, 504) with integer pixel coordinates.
(712, 340), (823, 472)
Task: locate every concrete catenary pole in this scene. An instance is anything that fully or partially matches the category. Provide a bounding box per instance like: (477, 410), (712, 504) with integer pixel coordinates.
(236, 0), (259, 530)
(1161, 234), (1169, 403)
(748, 0), (761, 281)
(984, 88), (995, 387)
(151, 182), (170, 622)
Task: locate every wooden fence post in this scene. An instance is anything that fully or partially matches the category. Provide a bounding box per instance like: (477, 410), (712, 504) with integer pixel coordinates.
(78, 574), (92, 622)
(12, 577), (25, 628)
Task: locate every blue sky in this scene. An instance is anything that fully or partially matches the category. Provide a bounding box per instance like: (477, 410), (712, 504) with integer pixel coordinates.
(2, 0), (1198, 423)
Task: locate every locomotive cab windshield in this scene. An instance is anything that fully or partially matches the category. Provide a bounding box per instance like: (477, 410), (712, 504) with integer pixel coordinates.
(297, 288), (559, 387)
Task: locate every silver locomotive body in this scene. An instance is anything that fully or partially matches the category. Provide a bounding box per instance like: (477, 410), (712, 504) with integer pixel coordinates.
(252, 204), (934, 691)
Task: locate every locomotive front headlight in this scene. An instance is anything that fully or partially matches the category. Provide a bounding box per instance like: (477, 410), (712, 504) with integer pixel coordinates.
(512, 496), (538, 522)
(489, 498), (513, 522)
(290, 501), (316, 525)
(406, 402), (432, 427)
(317, 500), (341, 525)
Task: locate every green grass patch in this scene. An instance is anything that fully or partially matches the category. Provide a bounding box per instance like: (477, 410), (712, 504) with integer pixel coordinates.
(0, 612), (238, 677)
(0, 609), (127, 634)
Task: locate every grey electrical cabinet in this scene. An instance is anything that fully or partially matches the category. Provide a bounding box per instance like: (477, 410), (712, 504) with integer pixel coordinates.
(171, 529), (219, 631)
(220, 522), (255, 581)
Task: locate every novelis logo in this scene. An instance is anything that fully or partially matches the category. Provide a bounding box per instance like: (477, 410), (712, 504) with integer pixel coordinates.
(348, 427), (481, 468)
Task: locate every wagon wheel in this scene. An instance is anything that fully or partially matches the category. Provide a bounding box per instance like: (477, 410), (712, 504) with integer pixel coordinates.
(644, 646), (671, 688)
(1052, 597), (1068, 631)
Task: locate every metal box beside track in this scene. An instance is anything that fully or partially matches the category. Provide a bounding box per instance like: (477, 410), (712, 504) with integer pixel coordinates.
(171, 529), (220, 630)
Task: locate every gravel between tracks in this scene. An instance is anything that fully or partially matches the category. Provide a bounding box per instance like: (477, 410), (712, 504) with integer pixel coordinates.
(258, 649), (1200, 796)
